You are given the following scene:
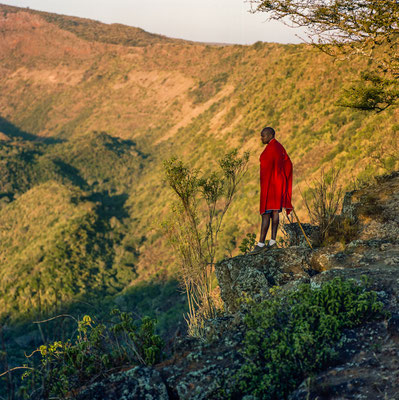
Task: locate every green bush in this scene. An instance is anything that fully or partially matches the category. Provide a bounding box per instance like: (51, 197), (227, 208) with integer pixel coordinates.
(234, 276), (388, 399)
(19, 309), (164, 399)
(239, 233), (257, 254)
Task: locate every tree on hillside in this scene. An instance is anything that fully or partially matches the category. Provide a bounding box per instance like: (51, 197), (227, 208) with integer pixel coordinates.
(249, 0), (399, 111)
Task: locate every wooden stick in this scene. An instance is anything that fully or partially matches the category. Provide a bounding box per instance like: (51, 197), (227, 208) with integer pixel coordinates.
(291, 208), (313, 249)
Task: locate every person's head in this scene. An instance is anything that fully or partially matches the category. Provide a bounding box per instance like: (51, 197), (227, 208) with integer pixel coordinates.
(261, 127), (275, 144)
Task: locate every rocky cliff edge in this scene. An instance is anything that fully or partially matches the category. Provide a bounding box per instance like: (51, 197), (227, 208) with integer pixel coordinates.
(73, 172), (399, 400)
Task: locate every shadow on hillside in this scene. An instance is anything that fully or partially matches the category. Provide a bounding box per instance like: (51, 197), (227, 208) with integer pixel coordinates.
(0, 116), (64, 144)
(84, 190), (130, 222)
(52, 158), (89, 189)
(104, 137), (151, 160)
(4, 278), (187, 353)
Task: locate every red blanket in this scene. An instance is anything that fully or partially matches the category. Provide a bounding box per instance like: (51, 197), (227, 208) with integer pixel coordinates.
(259, 138), (293, 215)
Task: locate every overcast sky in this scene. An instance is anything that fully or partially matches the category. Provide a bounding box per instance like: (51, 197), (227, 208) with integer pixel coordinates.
(1, 0), (307, 44)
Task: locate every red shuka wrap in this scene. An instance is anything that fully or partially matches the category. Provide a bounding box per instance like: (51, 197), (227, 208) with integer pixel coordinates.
(259, 138), (293, 215)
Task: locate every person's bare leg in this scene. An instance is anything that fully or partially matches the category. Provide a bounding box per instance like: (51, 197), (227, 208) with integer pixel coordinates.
(271, 210), (279, 240)
(260, 213), (271, 243)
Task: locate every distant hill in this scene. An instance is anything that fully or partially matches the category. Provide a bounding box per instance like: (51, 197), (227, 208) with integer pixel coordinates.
(0, 2), (398, 335)
(0, 3), (182, 47)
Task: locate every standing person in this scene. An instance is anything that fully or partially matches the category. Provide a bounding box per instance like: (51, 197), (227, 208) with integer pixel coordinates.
(249, 127), (293, 255)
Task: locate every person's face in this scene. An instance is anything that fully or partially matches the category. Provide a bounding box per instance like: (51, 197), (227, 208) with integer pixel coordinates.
(261, 131), (273, 145)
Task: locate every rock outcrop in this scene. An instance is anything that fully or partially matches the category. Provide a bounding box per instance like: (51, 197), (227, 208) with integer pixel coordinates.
(215, 246), (315, 313)
(215, 171), (399, 314)
(74, 172), (399, 400)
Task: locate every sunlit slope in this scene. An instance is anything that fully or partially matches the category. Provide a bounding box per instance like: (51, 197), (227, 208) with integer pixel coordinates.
(0, 4), (398, 297)
(1, 5), (396, 182)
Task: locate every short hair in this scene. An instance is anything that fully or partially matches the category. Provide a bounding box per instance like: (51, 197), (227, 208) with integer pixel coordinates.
(261, 127), (275, 137)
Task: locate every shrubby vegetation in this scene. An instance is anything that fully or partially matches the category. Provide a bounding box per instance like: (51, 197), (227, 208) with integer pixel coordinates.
(233, 276), (388, 399)
(163, 149), (249, 337)
(0, 139), (70, 204)
(0, 131), (146, 207)
(301, 167), (344, 245)
(0, 130), (151, 321)
(17, 309), (163, 399)
(0, 181), (129, 321)
(46, 131), (147, 192)
(239, 232), (257, 254)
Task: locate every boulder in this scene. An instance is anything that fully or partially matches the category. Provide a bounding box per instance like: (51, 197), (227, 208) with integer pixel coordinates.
(283, 221), (321, 247)
(215, 246), (314, 312)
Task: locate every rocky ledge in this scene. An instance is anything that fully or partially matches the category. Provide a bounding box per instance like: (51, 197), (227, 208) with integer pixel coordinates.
(216, 171), (399, 313)
(74, 172), (399, 400)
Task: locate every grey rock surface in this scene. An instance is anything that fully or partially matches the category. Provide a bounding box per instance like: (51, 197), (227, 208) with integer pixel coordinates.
(215, 246), (314, 312)
(74, 366), (169, 400)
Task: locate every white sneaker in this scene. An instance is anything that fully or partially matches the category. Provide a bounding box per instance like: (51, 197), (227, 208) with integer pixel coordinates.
(248, 244), (267, 255)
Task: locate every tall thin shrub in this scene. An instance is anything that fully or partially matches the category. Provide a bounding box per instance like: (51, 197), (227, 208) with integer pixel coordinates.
(162, 149), (249, 337)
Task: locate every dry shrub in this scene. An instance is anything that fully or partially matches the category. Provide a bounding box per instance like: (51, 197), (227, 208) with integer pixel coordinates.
(301, 168), (343, 245)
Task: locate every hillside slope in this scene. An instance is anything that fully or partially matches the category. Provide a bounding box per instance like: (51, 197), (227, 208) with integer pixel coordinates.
(0, 3), (398, 327)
